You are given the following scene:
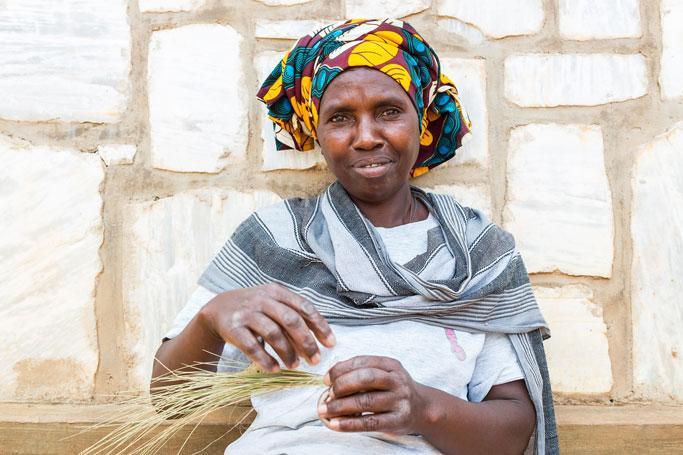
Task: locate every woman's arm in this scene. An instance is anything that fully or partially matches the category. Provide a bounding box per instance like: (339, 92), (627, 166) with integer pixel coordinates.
(414, 379), (535, 454)
(151, 283), (336, 386)
(151, 307), (226, 379)
(319, 355), (535, 455)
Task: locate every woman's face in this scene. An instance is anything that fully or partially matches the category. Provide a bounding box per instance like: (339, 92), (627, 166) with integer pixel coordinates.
(316, 68), (420, 204)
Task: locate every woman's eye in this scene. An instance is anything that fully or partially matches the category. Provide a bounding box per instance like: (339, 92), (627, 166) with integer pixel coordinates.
(329, 114), (347, 123)
(381, 108), (401, 118)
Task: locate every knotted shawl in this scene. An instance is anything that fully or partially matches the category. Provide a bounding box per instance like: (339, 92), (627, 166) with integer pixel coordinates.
(256, 18), (472, 177)
(198, 183), (558, 454)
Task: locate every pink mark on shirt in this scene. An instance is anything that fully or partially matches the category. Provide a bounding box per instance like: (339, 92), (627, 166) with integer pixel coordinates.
(445, 328), (467, 361)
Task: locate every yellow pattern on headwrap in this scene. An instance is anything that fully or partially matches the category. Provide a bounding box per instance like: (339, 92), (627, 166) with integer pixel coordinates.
(412, 166), (429, 178)
(263, 75), (282, 102)
(380, 63), (411, 92)
(348, 40), (398, 66)
(310, 102), (319, 131)
(371, 30), (403, 45)
(420, 129), (433, 146)
(299, 76), (314, 132)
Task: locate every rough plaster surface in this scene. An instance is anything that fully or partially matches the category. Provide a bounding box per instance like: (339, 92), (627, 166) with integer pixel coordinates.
(660, 0), (683, 100)
(97, 144), (137, 166)
(0, 0), (130, 122)
(504, 124), (614, 277)
(0, 136), (103, 401)
(536, 285), (613, 394)
(255, 20), (330, 39)
(505, 54), (648, 107)
(139, 0), (206, 12)
(631, 123), (683, 401)
(558, 0), (641, 40)
(255, 0), (313, 5)
(345, 0), (431, 19)
(148, 25), (248, 173)
(436, 0), (544, 39)
(122, 189), (282, 390)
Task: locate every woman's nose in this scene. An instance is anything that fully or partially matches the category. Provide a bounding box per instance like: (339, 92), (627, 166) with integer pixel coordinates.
(351, 115), (382, 151)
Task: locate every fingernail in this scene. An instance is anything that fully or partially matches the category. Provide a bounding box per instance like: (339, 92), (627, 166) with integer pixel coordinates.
(317, 403), (327, 415)
(310, 353), (321, 365)
(291, 359), (300, 369)
(329, 418), (340, 430)
(326, 333), (337, 346)
(323, 373), (330, 386)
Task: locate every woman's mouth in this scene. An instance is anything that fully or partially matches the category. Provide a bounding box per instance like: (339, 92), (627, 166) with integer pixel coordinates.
(352, 159), (394, 178)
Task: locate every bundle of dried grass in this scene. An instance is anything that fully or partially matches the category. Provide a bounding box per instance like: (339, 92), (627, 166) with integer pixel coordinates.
(79, 359), (324, 455)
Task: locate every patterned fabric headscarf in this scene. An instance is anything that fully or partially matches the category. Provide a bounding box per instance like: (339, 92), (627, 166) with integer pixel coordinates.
(257, 18), (472, 177)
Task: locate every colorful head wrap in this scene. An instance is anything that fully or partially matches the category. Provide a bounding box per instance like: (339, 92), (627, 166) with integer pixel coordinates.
(257, 18), (471, 177)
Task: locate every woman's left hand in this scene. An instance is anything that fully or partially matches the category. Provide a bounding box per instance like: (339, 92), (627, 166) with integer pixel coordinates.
(317, 355), (429, 435)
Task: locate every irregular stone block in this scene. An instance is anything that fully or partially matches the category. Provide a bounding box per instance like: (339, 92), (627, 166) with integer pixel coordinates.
(559, 0), (641, 40)
(0, 0), (130, 122)
(504, 124), (614, 277)
(536, 285), (613, 394)
(345, 0), (431, 19)
(97, 144), (137, 166)
(122, 189), (282, 390)
(440, 58), (488, 167)
(435, 17), (485, 45)
(505, 54), (648, 107)
(139, 0), (206, 12)
(436, 0), (544, 39)
(631, 122), (683, 401)
(660, 0), (683, 99)
(255, 20), (333, 39)
(148, 25), (247, 173)
(0, 135), (103, 401)
(255, 51), (326, 171)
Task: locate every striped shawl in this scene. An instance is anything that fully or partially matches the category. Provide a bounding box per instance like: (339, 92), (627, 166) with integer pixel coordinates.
(199, 182), (558, 454)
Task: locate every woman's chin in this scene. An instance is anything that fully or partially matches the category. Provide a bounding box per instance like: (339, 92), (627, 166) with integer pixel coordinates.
(341, 180), (409, 206)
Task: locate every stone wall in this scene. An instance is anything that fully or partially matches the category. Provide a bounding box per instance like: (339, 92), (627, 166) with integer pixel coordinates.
(1, 0), (682, 409)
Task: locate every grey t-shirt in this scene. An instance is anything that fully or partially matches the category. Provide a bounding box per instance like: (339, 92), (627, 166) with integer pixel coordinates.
(166, 214), (524, 454)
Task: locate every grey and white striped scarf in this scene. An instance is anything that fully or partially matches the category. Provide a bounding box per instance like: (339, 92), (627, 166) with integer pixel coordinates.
(199, 182), (558, 454)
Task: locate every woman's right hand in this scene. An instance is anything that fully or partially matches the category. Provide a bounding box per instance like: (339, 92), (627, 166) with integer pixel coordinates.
(198, 283), (336, 372)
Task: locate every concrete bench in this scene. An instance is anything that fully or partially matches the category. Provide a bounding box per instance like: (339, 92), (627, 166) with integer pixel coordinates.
(2, 403), (682, 454)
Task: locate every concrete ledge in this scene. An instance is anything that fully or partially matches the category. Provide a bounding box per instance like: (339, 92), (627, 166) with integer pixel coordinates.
(1, 404), (682, 454)
(557, 405), (683, 454)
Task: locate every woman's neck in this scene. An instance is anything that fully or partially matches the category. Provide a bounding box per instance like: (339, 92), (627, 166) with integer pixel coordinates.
(350, 185), (429, 228)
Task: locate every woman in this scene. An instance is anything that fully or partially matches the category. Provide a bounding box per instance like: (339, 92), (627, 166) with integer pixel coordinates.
(152, 19), (557, 454)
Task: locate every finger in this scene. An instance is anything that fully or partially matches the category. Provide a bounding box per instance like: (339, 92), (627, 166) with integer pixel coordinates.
(326, 413), (398, 433)
(319, 391), (394, 418)
(246, 312), (298, 369)
(266, 284), (336, 348)
(330, 367), (394, 399)
(326, 356), (401, 386)
(261, 299), (321, 364)
(227, 327), (279, 372)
